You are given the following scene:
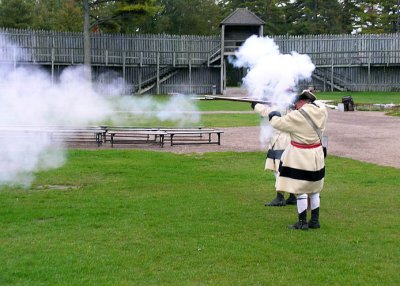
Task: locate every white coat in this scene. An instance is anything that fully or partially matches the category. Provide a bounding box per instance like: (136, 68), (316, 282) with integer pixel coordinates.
(269, 103), (328, 194)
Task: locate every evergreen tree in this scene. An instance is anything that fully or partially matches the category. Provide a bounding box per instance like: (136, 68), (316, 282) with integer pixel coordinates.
(354, 0), (385, 33)
(283, 0), (345, 35)
(341, 0), (360, 34)
(381, 0), (400, 32)
(149, 0), (222, 35)
(0, 0), (34, 29)
(32, 0), (83, 32)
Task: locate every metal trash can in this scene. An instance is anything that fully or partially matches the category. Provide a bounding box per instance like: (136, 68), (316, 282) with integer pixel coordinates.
(342, 96), (355, 111)
(212, 85), (217, 95)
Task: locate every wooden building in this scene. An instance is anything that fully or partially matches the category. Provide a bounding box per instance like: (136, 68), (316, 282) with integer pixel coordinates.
(219, 8), (265, 91)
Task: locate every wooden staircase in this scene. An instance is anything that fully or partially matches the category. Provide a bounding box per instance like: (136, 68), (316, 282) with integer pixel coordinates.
(135, 67), (179, 94)
(312, 68), (352, 91)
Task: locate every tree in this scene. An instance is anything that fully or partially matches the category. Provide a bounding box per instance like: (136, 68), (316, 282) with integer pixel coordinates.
(282, 0), (346, 34)
(85, 0), (160, 33)
(341, 0), (360, 34)
(0, 0), (34, 29)
(353, 0), (385, 34)
(82, 0), (160, 80)
(32, 0), (83, 32)
(149, 0), (222, 35)
(381, 0), (400, 32)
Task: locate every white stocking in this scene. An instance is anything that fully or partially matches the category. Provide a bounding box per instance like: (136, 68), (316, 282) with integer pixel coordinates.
(296, 194), (308, 213)
(310, 192), (320, 210)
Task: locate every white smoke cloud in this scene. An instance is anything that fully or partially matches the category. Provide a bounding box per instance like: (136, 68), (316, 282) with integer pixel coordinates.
(229, 35), (315, 146)
(0, 37), (199, 187)
(230, 35), (315, 107)
(113, 94), (200, 127)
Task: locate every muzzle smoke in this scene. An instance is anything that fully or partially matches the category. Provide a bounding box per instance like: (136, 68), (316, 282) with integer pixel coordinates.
(230, 35), (315, 106)
(0, 37), (199, 187)
(229, 35), (315, 145)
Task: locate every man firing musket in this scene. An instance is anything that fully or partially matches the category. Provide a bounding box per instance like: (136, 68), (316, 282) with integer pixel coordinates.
(264, 90), (328, 230)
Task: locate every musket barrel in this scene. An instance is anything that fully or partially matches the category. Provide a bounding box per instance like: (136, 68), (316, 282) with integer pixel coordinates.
(204, 96), (270, 105)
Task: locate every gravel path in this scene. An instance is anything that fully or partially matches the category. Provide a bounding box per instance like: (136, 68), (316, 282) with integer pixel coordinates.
(103, 109), (399, 169)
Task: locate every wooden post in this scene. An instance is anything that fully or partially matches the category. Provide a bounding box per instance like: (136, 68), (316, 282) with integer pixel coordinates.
(220, 25), (225, 94)
(331, 52), (334, 92)
(51, 48), (55, 84)
(122, 51), (126, 83)
(138, 67), (142, 94)
(368, 51), (371, 91)
(156, 52), (160, 94)
(13, 47), (16, 71)
(189, 53), (192, 94)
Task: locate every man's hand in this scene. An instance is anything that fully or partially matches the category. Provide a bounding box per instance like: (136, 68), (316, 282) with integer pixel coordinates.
(268, 111), (281, 121)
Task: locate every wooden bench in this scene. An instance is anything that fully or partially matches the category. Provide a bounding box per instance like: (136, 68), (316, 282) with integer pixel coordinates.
(0, 126), (103, 146)
(47, 129), (103, 146)
(108, 129), (167, 147)
(165, 129), (223, 146)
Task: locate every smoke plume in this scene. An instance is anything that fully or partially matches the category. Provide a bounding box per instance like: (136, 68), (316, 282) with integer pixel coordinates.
(230, 35), (315, 106)
(229, 35), (315, 145)
(0, 37), (199, 187)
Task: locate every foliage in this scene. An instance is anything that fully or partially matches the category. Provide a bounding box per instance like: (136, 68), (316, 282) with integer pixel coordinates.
(0, 151), (399, 285)
(87, 0), (161, 33)
(282, 0), (346, 35)
(32, 0), (83, 32)
(0, 0), (34, 29)
(147, 0), (222, 35)
(0, 0), (399, 35)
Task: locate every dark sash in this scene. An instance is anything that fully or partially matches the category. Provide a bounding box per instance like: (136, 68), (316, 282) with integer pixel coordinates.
(279, 162), (325, 182)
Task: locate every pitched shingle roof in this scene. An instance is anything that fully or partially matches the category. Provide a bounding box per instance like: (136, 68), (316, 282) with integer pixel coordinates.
(220, 8), (265, 26)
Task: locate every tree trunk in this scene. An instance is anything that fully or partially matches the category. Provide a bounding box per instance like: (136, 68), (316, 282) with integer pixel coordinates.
(83, 0), (91, 81)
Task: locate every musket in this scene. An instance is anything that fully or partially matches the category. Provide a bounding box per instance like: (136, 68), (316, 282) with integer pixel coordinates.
(204, 95), (270, 105)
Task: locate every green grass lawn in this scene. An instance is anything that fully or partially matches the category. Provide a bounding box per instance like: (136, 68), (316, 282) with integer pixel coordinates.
(316, 91), (400, 104)
(1, 150), (399, 285)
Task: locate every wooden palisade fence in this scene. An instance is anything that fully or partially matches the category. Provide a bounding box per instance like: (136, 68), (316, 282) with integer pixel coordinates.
(1, 28), (400, 93)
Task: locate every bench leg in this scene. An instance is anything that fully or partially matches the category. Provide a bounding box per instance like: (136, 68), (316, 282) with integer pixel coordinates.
(96, 134), (102, 147)
(217, 133), (221, 145)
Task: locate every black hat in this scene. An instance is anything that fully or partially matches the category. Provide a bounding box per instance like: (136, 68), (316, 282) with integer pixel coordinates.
(293, 90), (316, 103)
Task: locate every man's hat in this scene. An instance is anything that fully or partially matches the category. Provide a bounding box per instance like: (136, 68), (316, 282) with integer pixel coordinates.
(293, 90), (316, 103)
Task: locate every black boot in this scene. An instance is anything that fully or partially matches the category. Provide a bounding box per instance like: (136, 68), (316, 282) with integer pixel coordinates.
(308, 207), (320, 229)
(288, 210), (309, 230)
(285, 193), (297, 205)
(265, 192), (286, 207)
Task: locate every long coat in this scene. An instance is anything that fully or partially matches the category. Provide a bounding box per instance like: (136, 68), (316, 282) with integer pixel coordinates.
(269, 103), (328, 194)
(254, 104), (290, 172)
